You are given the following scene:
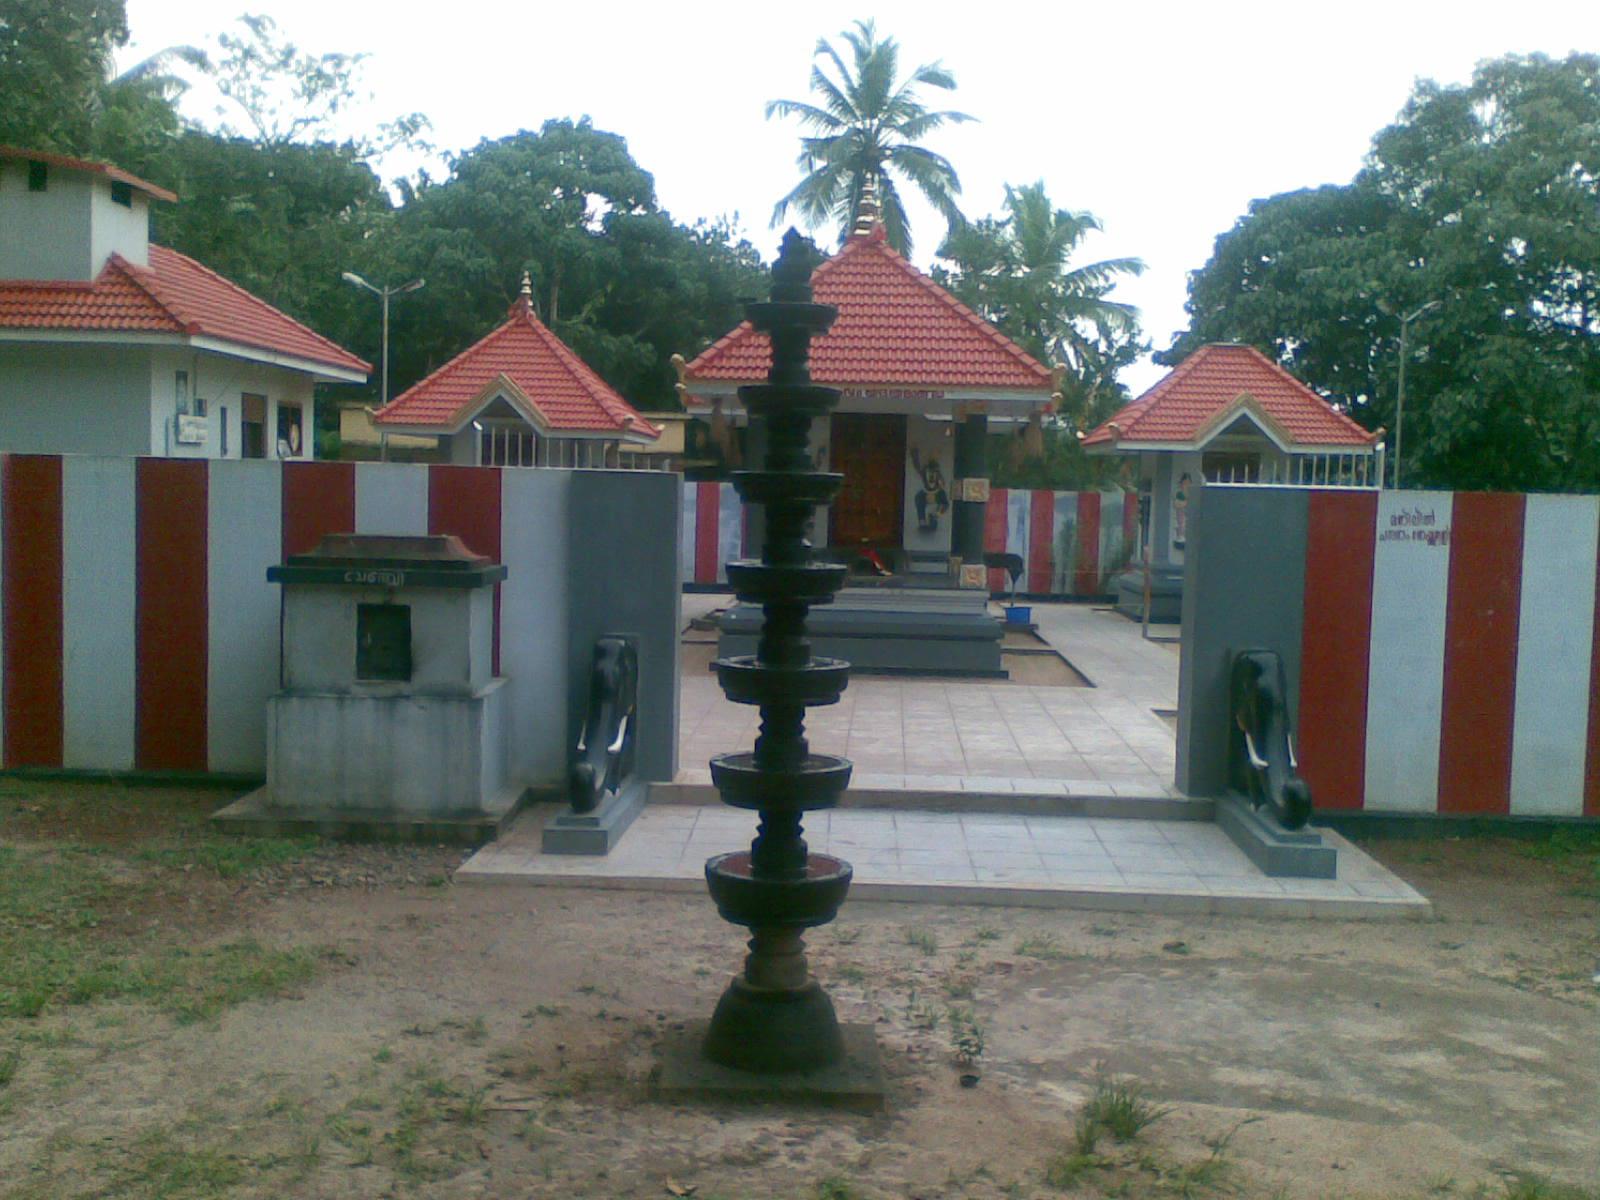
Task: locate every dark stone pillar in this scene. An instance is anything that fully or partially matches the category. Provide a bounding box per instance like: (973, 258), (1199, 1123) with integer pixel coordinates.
(951, 412), (989, 576)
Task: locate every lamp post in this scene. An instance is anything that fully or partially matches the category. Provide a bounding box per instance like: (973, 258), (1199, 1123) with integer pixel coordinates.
(342, 272), (424, 461)
(1393, 299), (1441, 489)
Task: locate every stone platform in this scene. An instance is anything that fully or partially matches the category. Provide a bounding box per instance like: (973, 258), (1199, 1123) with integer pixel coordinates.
(456, 800), (1430, 920)
(717, 586), (1004, 676)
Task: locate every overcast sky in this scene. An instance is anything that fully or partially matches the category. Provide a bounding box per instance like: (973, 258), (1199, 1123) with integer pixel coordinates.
(123, 0), (1597, 393)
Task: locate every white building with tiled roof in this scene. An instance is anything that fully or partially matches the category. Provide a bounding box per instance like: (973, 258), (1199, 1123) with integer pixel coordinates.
(1084, 342), (1383, 619)
(0, 146), (368, 460)
(372, 275), (660, 469)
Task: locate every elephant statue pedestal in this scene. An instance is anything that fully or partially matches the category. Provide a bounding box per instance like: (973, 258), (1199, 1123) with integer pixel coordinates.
(1218, 647), (1337, 878)
(542, 634), (647, 856)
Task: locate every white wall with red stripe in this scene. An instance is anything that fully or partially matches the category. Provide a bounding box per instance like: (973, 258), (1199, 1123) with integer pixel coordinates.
(0, 454), (681, 784)
(680, 480), (1140, 596)
(1185, 486), (1600, 820)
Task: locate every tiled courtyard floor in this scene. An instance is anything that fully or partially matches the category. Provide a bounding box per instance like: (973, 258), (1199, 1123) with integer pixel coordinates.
(677, 598), (1181, 794)
(459, 597), (1430, 917)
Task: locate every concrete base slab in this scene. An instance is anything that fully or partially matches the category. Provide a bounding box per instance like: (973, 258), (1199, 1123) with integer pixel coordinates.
(652, 778), (1208, 821)
(541, 779), (646, 855)
(211, 784), (530, 847)
(1217, 793), (1338, 878)
(653, 1021), (885, 1112)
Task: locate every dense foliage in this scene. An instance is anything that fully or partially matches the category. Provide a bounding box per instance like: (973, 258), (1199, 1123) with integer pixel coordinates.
(1168, 53), (1600, 492)
(0, 4), (767, 450)
(936, 182), (1146, 489)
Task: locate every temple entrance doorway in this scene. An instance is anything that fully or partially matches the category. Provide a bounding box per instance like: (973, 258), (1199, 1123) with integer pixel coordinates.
(828, 412), (905, 551)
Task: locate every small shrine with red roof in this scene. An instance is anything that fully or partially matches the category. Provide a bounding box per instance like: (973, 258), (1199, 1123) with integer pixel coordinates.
(0, 146), (368, 460)
(677, 192), (1058, 571)
(373, 275), (661, 469)
(1083, 341), (1382, 618)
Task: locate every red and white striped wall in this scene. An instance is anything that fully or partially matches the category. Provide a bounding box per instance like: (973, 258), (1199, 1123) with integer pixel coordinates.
(982, 488), (1139, 596)
(676, 481), (1139, 597)
(0, 455), (571, 779)
(1298, 490), (1600, 818)
(680, 481), (748, 586)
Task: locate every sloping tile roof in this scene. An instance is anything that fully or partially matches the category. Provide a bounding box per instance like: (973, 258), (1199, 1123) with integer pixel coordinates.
(0, 245), (370, 375)
(374, 295), (660, 437)
(1082, 343), (1379, 449)
(681, 224), (1055, 395)
(0, 144), (178, 203)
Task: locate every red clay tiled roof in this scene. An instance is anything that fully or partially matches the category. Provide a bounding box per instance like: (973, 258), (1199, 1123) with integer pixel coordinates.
(0, 144), (178, 203)
(0, 245), (370, 375)
(1082, 343), (1379, 449)
(681, 225), (1055, 395)
(375, 296), (660, 437)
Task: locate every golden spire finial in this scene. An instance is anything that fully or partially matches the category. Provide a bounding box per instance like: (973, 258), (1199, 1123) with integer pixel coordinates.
(853, 172), (882, 236)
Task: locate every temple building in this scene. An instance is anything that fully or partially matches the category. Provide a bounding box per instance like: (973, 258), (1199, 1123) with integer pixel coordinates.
(1083, 341), (1383, 619)
(373, 276), (662, 468)
(676, 197), (1058, 578)
(0, 146), (368, 459)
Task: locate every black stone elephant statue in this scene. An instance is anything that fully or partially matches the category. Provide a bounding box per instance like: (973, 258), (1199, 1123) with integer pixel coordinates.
(1228, 648), (1312, 831)
(570, 635), (638, 814)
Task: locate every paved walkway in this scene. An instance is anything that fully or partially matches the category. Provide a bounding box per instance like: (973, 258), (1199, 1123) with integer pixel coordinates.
(678, 598), (1181, 794)
(459, 805), (1430, 920)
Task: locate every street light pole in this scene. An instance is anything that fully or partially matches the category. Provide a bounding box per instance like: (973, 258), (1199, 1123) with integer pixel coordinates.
(342, 272), (424, 461)
(1393, 299), (1441, 489)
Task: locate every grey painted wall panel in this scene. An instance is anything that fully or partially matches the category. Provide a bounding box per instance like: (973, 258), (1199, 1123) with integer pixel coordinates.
(62, 456), (137, 768)
(205, 460), (284, 772)
(500, 468), (571, 788)
(1176, 486), (1308, 797)
(567, 470), (681, 783)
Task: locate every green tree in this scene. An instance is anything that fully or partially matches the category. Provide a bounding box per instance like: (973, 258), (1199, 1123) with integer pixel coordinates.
(0, 0), (128, 151)
(937, 182), (1146, 486)
(379, 120), (766, 411)
(1170, 53), (1600, 492)
(766, 19), (972, 256)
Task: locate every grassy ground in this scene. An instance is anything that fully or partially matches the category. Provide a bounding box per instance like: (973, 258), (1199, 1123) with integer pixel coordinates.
(2, 779), (1597, 1199)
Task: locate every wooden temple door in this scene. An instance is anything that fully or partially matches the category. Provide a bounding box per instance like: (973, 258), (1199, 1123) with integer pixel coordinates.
(828, 413), (906, 549)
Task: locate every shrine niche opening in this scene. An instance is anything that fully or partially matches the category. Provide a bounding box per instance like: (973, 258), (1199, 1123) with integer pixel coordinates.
(829, 412), (906, 550)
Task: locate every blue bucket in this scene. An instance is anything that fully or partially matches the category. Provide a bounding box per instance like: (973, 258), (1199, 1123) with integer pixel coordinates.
(1004, 605), (1031, 625)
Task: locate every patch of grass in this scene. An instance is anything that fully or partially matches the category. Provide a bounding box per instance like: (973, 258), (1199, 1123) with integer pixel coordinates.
(1015, 933), (1069, 960)
(1081, 1074), (1170, 1143)
(817, 1177), (860, 1200)
(1501, 1175), (1600, 1200)
(1044, 1150), (1102, 1189)
(132, 832), (317, 878)
(971, 924), (1002, 944)
(947, 1006), (985, 1067)
(904, 927), (938, 956)
(835, 963), (868, 985)
(114, 1126), (248, 1198)
(1, 843), (327, 1022)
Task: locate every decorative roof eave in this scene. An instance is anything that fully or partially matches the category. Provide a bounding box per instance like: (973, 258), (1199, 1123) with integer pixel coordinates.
(681, 382), (1055, 411)
(0, 144), (178, 202)
(0, 326), (367, 383)
(1191, 392), (1296, 454)
(377, 372), (659, 442)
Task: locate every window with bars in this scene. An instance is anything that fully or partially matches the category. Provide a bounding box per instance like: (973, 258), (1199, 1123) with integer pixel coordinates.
(478, 423), (538, 466)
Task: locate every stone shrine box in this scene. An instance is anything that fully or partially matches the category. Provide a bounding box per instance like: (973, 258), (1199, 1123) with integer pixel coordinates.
(219, 534), (522, 843)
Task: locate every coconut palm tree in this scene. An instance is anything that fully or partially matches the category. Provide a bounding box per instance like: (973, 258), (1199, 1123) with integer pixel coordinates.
(766, 20), (973, 257)
(939, 181), (1144, 366)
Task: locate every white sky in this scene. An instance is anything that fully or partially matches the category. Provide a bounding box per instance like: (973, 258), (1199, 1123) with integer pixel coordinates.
(123, 0), (1597, 393)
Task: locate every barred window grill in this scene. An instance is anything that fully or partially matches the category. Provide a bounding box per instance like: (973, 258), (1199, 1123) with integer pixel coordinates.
(1204, 451), (1383, 490)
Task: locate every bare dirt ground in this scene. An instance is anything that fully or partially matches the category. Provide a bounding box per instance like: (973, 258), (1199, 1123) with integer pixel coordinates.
(2, 780), (1597, 1200)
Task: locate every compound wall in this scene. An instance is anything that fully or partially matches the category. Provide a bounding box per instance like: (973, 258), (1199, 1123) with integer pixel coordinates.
(1179, 486), (1599, 819)
(0, 455), (681, 787)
